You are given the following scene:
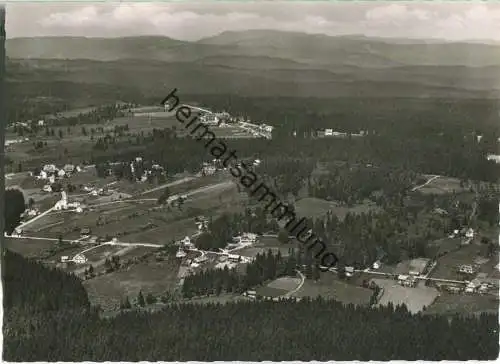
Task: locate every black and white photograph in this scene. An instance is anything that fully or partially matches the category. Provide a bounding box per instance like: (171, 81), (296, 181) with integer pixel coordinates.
(1, 1), (499, 361)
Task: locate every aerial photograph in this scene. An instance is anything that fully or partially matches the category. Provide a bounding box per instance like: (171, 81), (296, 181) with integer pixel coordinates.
(1, 1), (499, 361)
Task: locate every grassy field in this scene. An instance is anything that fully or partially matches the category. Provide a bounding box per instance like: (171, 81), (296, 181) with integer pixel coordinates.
(83, 258), (181, 310)
(430, 244), (490, 281)
(82, 244), (126, 262)
(255, 285), (288, 298)
(295, 197), (379, 220)
(418, 176), (468, 195)
(267, 277), (301, 291)
(424, 293), (499, 316)
(372, 279), (439, 313)
(427, 237), (463, 258)
(4, 238), (55, 257)
(291, 273), (372, 306)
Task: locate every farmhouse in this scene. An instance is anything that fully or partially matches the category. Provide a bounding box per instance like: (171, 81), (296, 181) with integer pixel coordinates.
(397, 275), (417, 288)
(234, 233), (258, 245)
(73, 254), (87, 264)
(63, 164), (75, 173)
(80, 228), (91, 237)
(43, 164), (57, 173)
(458, 264), (476, 275)
(345, 266), (355, 277)
(465, 228), (475, 239)
(182, 236), (194, 249)
(228, 254), (241, 263)
(176, 248), (187, 258)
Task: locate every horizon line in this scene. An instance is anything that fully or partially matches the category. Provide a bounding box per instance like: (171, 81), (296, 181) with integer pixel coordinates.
(5, 29), (500, 45)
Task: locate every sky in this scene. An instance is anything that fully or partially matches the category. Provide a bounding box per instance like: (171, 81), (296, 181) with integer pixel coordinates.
(5, 1), (500, 42)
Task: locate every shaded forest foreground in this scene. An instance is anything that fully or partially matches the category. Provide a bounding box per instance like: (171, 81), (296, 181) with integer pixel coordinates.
(2, 250), (498, 361)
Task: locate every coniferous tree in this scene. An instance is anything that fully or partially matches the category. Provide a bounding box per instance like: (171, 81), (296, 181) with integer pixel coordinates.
(137, 290), (145, 307)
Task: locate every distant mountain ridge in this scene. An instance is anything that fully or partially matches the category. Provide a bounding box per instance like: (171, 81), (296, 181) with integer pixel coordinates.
(7, 30), (500, 68)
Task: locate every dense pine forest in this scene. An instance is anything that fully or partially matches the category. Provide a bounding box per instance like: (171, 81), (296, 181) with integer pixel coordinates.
(3, 250), (498, 361)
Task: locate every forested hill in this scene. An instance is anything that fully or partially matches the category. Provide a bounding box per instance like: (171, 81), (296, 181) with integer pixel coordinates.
(2, 250), (498, 361)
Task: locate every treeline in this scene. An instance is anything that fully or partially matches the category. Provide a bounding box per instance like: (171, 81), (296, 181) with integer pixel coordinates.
(314, 197), (477, 266)
(4, 189), (25, 234)
(308, 165), (417, 205)
(2, 250), (90, 313)
(90, 126), (499, 188)
(477, 185), (500, 227)
(182, 250), (295, 298)
(3, 250), (499, 361)
(194, 210), (279, 251)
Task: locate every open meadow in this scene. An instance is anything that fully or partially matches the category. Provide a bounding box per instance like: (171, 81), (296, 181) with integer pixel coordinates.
(424, 293), (499, 316)
(291, 273), (372, 306)
(83, 257), (181, 310)
(4, 237), (55, 257)
(430, 244), (491, 281)
(372, 279), (439, 313)
(417, 176), (468, 195)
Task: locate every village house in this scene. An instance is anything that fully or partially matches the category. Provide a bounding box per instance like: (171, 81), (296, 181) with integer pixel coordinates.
(37, 170), (48, 180)
(234, 233), (257, 245)
(182, 236), (194, 249)
(397, 274), (417, 288)
(458, 264), (476, 275)
(176, 248), (187, 259)
(465, 228), (475, 239)
(73, 254), (87, 264)
(228, 254), (241, 263)
(80, 228), (91, 238)
(444, 285), (462, 294)
(63, 164), (75, 174)
(465, 279), (481, 294)
(345, 266), (355, 277)
(43, 164), (57, 173)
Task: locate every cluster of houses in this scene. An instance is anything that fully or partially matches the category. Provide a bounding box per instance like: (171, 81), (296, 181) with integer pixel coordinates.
(21, 207), (40, 219)
(82, 185), (111, 197)
(443, 275), (496, 295)
(199, 111), (231, 126)
(60, 253), (87, 265)
(322, 129), (367, 138)
(201, 161), (218, 176)
(130, 157), (166, 183)
(449, 227), (475, 240)
(238, 121), (273, 138)
(395, 258), (432, 288)
(5, 137), (29, 146)
(175, 232), (257, 269)
(486, 154), (500, 164)
(200, 158), (261, 176)
(35, 164), (82, 192)
(229, 232), (258, 248)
